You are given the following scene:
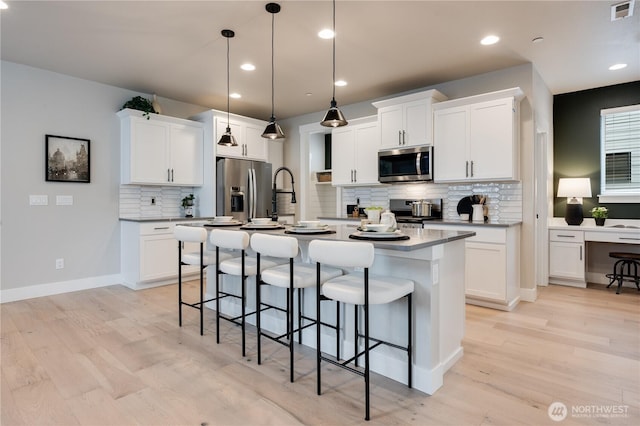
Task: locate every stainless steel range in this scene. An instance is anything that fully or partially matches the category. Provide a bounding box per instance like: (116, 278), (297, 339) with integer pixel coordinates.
(390, 198), (442, 229)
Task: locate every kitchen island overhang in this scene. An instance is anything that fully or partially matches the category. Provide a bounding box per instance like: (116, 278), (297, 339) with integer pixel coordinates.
(203, 224), (475, 395)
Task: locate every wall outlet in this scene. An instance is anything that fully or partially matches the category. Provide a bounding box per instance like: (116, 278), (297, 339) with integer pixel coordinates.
(55, 258), (64, 269)
(151, 197), (156, 205)
(29, 195), (48, 206)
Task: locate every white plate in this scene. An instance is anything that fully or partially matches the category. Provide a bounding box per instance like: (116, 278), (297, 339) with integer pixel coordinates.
(352, 230), (403, 238)
(205, 220), (242, 226)
(213, 216), (234, 222)
(290, 224), (328, 230)
(240, 224), (283, 229)
(251, 218), (274, 225)
(287, 226), (330, 233)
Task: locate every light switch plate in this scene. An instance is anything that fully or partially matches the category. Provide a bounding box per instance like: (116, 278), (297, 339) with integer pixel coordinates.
(29, 195), (48, 206)
(56, 195), (73, 205)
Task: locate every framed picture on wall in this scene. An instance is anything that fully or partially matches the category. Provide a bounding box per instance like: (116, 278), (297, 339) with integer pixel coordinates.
(45, 134), (90, 183)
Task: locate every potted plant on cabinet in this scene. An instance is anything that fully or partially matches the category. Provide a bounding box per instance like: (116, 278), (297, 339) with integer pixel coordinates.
(181, 194), (195, 218)
(591, 206), (608, 226)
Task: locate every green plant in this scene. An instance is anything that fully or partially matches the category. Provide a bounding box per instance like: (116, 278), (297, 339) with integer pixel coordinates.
(121, 96), (157, 119)
(591, 206), (608, 219)
(181, 194), (195, 208)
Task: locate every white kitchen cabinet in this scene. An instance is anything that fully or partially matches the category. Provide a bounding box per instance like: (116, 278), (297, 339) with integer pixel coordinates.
(433, 88), (523, 183)
(121, 221), (203, 290)
(215, 116), (268, 161)
(373, 89), (447, 149)
(426, 223), (521, 311)
(549, 229), (586, 287)
(331, 116), (380, 186)
(118, 109), (204, 186)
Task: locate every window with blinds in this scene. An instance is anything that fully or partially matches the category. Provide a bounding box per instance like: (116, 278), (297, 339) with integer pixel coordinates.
(600, 104), (640, 197)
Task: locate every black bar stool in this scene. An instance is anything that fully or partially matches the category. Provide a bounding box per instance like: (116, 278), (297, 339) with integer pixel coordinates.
(250, 233), (343, 382)
(606, 252), (640, 294)
(309, 239), (414, 421)
(174, 225), (230, 335)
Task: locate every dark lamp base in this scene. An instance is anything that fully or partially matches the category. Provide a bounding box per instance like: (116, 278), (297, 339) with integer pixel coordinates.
(565, 203), (584, 226)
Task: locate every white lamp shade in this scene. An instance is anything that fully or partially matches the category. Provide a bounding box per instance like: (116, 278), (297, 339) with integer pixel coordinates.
(557, 178), (592, 198)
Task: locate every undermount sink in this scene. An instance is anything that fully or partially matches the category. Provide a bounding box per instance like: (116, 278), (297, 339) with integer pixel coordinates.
(607, 224), (639, 229)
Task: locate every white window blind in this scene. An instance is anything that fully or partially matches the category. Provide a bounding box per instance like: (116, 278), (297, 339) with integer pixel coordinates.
(600, 104), (640, 197)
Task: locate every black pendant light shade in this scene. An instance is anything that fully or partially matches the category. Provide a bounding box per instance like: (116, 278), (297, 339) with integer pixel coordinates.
(262, 3), (285, 139)
(321, 0), (347, 128)
(218, 29), (238, 146)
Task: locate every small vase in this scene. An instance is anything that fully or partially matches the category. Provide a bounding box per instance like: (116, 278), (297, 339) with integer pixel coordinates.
(595, 217), (606, 226)
(152, 94), (162, 114)
(184, 206), (193, 218)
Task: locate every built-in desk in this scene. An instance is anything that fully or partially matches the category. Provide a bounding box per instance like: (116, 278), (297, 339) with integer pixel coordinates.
(548, 218), (640, 287)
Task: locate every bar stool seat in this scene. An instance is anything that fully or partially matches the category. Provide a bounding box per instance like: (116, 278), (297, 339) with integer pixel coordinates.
(606, 252), (640, 294)
(322, 273), (414, 305)
(219, 255), (286, 277)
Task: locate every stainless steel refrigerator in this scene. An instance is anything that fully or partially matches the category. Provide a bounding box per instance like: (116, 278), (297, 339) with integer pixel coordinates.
(216, 158), (272, 222)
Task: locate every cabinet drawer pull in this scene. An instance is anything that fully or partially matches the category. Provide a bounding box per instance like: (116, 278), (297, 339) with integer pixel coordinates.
(620, 237), (640, 241)
(556, 234), (576, 238)
(154, 227), (170, 230)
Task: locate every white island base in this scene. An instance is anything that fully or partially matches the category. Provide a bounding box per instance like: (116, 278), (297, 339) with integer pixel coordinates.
(205, 226), (469, 395)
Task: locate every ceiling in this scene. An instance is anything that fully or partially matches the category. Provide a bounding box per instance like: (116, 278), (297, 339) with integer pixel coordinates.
(1, 1), (638, 120)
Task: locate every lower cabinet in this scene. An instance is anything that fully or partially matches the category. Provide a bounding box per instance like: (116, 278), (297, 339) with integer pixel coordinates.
(426, 224), (521, 311)
(121, 221), (203, 290)
(548, 229), (586, 287)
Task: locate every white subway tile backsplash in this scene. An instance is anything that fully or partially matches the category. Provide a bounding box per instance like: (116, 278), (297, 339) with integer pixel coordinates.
(119, 185), (197, 218)
(340, 181), (522, 221)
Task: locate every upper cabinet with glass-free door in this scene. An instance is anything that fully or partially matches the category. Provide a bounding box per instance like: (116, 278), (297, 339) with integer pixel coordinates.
(373, 89), (447, 149)
(118, 109), (204, 186)
(433, 87), (524, 183)
(215, 115), (269, 161)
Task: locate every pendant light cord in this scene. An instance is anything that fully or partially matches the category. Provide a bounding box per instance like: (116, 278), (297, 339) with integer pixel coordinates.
(332, 0), (336, 102)
(271, 10), (275, 119)
(226, 34), (230, 127)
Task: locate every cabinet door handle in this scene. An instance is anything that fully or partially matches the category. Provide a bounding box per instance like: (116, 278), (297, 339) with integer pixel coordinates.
(171, 169), (174, 182)
(167, 169), (171, 182)
(402, 130), (406, 145)
(465, 161), (469, 178)
(556, 234), (576, 238)
(398, 130), (402, 146)
(579, 246), (583, 261)
(353, 169), (357, 182)
(470, 160), (474, 177)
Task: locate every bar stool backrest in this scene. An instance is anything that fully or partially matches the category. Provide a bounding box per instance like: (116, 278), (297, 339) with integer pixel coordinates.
(210, 229), (249, 250)
(309, 240), (374, 268)
(174, 225), (207, 243)
(251, 233), (298, 258)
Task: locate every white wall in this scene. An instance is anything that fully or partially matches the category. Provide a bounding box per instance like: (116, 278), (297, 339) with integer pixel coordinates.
(0, 61), (205, 301)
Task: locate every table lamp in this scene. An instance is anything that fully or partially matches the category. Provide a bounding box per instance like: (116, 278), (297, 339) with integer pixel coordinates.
(557, 178), (592, 225)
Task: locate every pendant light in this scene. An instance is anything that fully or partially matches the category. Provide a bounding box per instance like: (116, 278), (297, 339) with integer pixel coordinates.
(320, 0), (348, 127)
(218, 29), (238, 146)
(262, 3), (285, 139)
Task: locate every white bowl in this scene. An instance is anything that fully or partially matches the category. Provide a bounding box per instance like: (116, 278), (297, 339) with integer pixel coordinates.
(251, 217), (273, 225)
(298, 220), (321, 228)
(213, 216), (234, 222)
(364, 223), (390, 232)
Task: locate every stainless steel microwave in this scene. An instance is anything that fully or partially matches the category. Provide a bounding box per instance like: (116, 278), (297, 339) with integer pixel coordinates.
(378, 145), (433, 183)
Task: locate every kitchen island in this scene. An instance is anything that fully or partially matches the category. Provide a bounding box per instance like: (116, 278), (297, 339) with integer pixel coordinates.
(204, 224), (475, 395)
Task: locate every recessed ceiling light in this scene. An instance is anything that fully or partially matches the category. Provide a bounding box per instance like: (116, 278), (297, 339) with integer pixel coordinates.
(318, 29), (334, 39)
(335, 80), (347, 87)
(480, 35), (500, 45)
(305, 92), (313, 96)
(241, 63), (255, 71)
(609, 63), (627, 70)
(230, 93), (242, 99)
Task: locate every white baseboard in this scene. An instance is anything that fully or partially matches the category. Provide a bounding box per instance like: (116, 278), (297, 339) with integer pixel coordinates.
(520, 286), (538, 302)
(0, 274), (122, 303)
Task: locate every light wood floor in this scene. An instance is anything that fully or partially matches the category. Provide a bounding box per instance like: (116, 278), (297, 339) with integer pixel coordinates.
(1, 281), (638, 425)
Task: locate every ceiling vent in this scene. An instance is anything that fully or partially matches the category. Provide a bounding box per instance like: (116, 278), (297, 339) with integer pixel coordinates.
(611, 0), (634, 21)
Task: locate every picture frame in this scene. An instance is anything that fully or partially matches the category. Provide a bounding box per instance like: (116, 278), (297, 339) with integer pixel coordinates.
(45, 134), (90, 183)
